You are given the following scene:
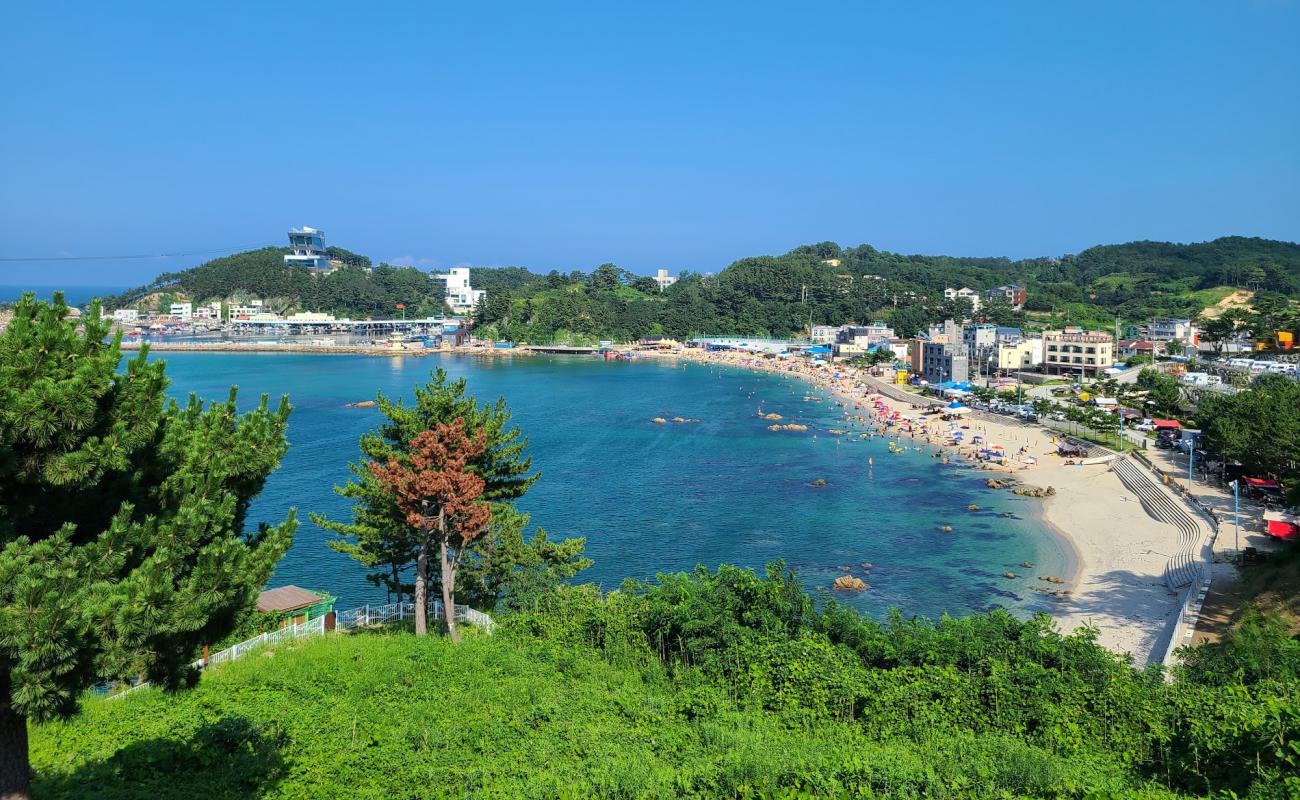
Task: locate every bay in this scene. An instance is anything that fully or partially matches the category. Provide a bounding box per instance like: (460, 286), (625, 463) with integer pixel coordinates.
(152, 351), (1070, 619)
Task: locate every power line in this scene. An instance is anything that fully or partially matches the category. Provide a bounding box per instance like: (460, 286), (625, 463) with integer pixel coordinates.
(0, 247), (260, 263)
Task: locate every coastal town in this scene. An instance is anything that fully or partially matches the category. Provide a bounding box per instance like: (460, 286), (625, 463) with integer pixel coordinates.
(47, 232), (1293, 671)
(4, 2), (1299, 795)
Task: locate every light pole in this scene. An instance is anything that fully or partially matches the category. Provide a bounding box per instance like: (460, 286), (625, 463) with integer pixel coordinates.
(1187, 443), (1194, 492)
(1232, 479), (1240, 555)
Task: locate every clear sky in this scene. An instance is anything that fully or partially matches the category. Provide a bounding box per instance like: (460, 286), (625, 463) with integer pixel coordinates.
(2, 1), (1297, 285)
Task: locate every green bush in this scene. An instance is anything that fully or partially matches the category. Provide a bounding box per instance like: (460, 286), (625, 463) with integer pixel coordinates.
(28, 564), (1300, 798)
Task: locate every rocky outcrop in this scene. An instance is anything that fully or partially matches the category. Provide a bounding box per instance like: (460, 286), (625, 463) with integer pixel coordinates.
(651, 417), (667, 424)
(1012, 485), (1056, 498)
(833, 576), (869, 591)
(810, 478), (827, 487)
(986, 478), (1018, 489)
(345, 400), (377, 408)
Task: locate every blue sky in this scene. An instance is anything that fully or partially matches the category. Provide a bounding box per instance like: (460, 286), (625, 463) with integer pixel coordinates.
(2, 1), (1297, 285)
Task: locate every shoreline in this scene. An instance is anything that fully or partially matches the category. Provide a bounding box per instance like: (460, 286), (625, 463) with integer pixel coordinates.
(652, 347), (1182, 665)
(131, 342), (1182, 665)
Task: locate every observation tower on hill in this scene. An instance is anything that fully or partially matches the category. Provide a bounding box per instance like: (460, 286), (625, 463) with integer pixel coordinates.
(285, 226), (334, 274)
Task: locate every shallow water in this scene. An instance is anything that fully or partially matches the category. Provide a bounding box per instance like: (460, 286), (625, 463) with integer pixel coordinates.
(153, 352), (1070, 618)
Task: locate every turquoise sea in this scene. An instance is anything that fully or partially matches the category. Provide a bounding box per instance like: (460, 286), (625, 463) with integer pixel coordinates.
(153, 352), (1070, 619)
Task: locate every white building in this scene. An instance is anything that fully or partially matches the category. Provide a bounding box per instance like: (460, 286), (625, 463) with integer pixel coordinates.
(194, 302), (221, 320)
(810, 325), (845, 344)
(995, 338), (1043, 372)
(112, 309), (139, 323)
(434, 267), (486, 313)
(654, 268), (678, 291)
(169, 302), (193, 319)
(1148, 318), (1199, 344)
(229, 300), (265, 320)
(943, 287), (982, 311)
(285, 226), (334, 274)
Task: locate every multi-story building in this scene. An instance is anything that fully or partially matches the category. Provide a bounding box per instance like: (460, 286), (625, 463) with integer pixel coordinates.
(995, 339), (1043, 372)
(995, 326), (1024, 346)
(1148, 318), (1198, 344)
(653, 268), (678, 291)
(228, 300), (265, 320)
(943, 287), (982, 311)
(810, 325), (844, 344)
(284, 226), (334, 274)
(169, 302), (193, 319)
(1042, 327), (1115, 376)
(112, 309), (139, 323)
(194, 301), (221, 320)
(922, 341), (969, 384)
(434, 267), (486, 313)
(986, 284), (1027, 309)
(837, 321), (895, 349)
(926, 319), (961, 343)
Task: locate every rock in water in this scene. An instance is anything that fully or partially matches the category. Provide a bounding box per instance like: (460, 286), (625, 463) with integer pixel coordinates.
(345, 400), (377, 408)
(810, 478), (828, 487)
(651, 418), (667, 424)
(833, 576), (869, 591)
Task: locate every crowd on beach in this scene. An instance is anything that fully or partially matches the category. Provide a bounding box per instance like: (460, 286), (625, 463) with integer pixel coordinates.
(657, 346), (1065, 475)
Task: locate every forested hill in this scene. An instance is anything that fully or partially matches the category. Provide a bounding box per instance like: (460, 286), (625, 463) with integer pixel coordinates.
(105, 246), (449, 318)
(473, 236), (1300, 344)
(99, 235), (1299, 338)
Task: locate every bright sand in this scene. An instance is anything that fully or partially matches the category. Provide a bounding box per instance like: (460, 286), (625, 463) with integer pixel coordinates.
(664, 348), (1182, 665)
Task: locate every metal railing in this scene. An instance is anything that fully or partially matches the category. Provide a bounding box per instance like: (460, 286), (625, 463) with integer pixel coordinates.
(335, 599), (496, 633)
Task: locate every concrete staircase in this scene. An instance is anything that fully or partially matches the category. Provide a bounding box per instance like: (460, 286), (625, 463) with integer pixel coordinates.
(1112, 457), (1205, 590)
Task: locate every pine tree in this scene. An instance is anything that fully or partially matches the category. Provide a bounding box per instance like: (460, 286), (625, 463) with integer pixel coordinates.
(314, 369), (536, 607)
(0, 294), (296, 799)
(370, 420), (492, 640)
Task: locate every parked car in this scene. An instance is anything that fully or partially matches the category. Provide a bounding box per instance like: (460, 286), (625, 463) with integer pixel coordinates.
(1133, 422), (1156, 432)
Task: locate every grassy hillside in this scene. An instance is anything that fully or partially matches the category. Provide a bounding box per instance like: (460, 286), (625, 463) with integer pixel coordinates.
(27, 566), (1300, 799)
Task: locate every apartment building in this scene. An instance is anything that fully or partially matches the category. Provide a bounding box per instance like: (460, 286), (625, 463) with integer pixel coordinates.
(1042, 327), (1115, 375)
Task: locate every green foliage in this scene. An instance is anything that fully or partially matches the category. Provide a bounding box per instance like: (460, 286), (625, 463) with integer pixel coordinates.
(29, 564), (1300, 798)
(103, 236), (1300, 342)
(1196, 375), (1300, 503)
(312, 369), (589, 608)
(0, 294), (296, 793)
(456, 505), (593, 612)
(106, 248), (447, 318)
(1137, 368), (1183, 417)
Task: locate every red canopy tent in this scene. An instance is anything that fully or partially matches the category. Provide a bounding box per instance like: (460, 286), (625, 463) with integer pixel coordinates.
(1153, 419), (1182, 429)
(1264, 511), (1299, 541)
(1243, 477), (1282, 490)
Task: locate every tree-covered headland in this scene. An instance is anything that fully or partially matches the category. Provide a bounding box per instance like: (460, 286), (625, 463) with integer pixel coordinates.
(97, 236), (1300, 344)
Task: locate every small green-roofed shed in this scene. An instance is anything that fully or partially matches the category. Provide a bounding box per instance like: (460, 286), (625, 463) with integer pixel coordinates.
(256, 585), (335, 626)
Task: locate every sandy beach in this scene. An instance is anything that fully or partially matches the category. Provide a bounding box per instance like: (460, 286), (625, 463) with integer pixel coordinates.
(659, 347), (1184, 666)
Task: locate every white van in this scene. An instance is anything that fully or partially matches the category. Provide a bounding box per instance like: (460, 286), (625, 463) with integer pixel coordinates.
(1249, 361), (1269, 373)
(1227, 358), (1252, 369)
(1266, 363), (1288, 374)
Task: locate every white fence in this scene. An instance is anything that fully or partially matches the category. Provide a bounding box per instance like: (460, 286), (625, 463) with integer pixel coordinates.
(335, 599), (496, 633)
(108, 597), (493, 699)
